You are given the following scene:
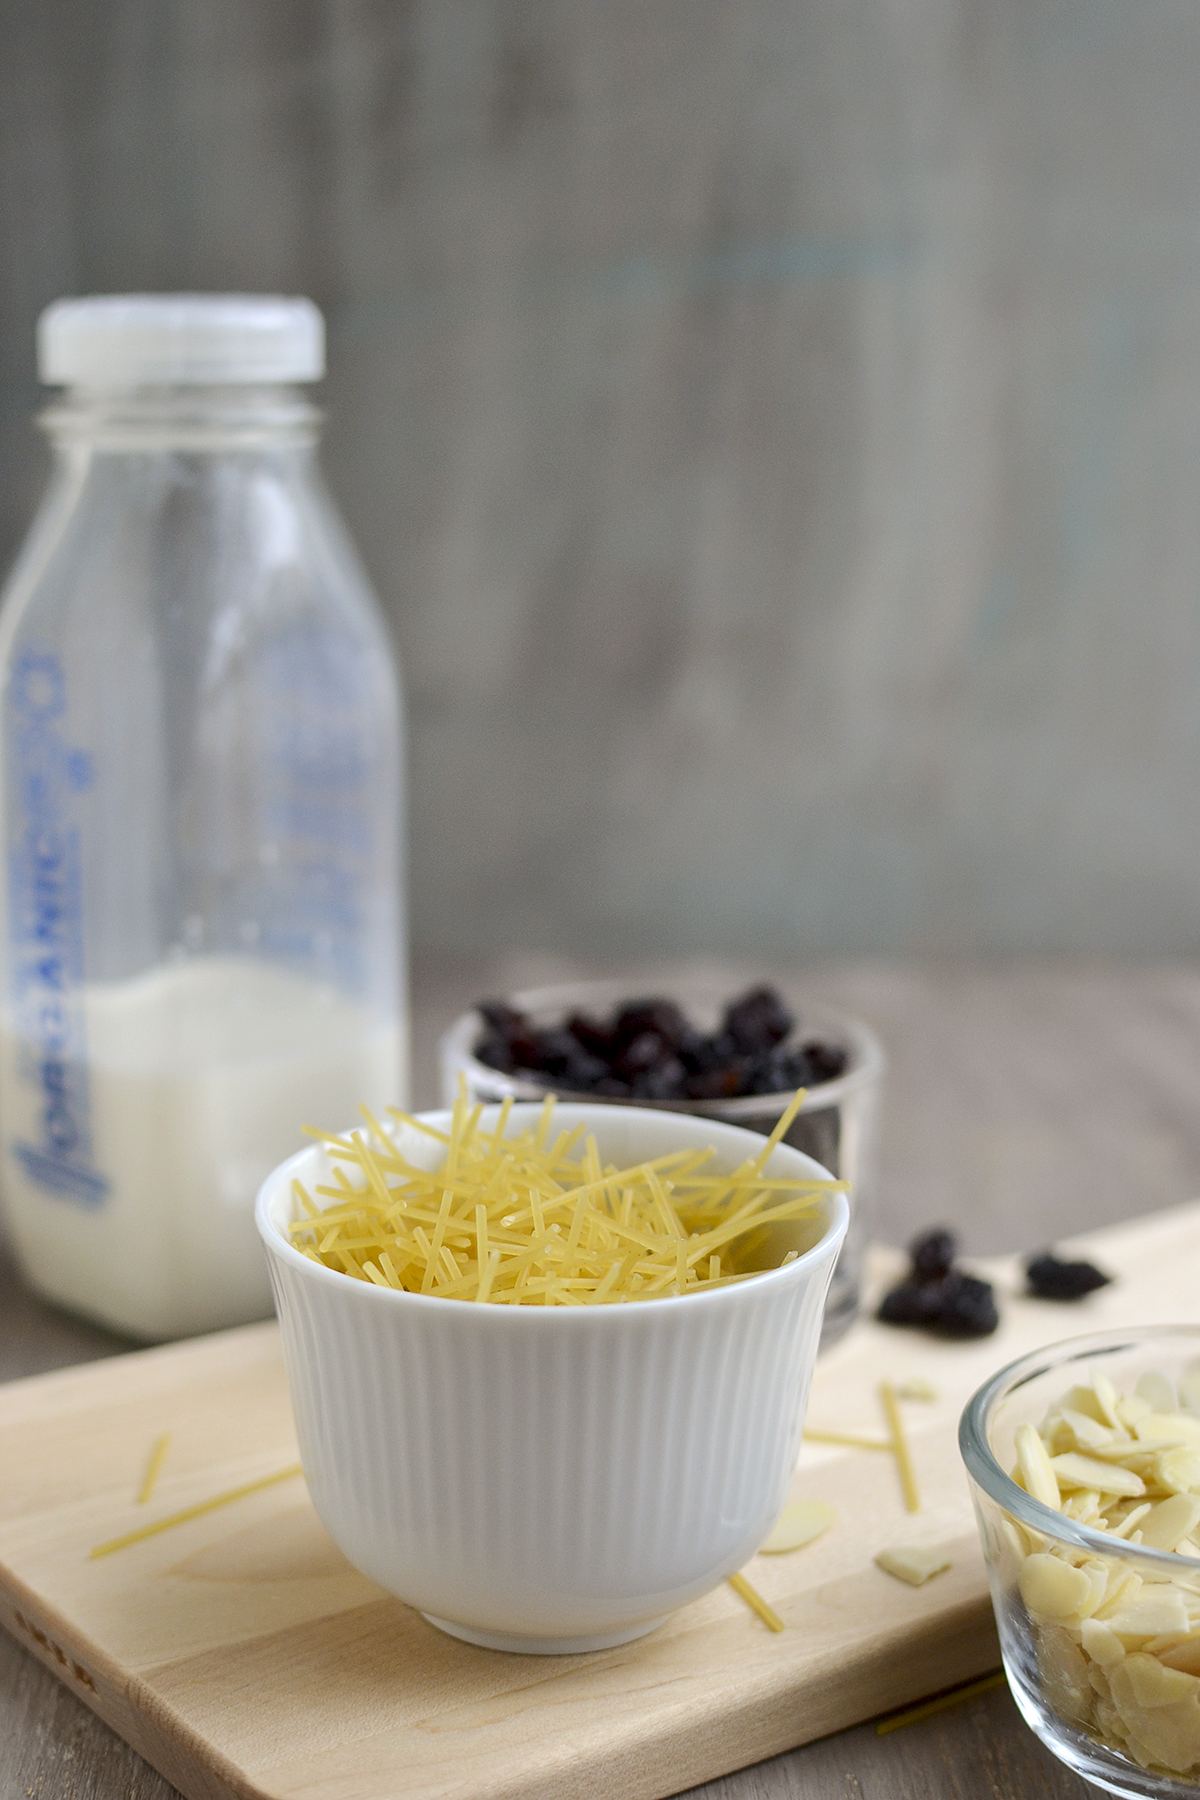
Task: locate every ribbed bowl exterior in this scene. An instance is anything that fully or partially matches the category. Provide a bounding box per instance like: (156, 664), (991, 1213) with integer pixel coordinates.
(258, 1104), (847, 1645)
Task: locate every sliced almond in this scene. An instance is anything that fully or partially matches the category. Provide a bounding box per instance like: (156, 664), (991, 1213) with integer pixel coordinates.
(1178, 1365), (1200, 1417)
(1059, 1383), (1108, 1425)
(1059, 1408), (1117, 1452)
(1105, 1590), (1191, 1639)
(1121, 1650), (1199, 1708)
(1017, 1422), (1062, 1508)
(1097, 1570), (1143, 1618)
(1160, 1633), (1200, 1676)
(1138, 1494), (1200, 1553)
(1018, 1553), (1094, 1620)
(1050, 1452), (1145, 1498)
(1117, 1392), (1153, 1431)
(895, 1378), (938, 1402)
(1080, 1616), (1127, 1666)
(1092, 1372), (1123, 1430)
(1076, 1560), (1111, 1620)
(874, 1544), (952, 1587)
(1135, 1371), (1180, 1415)
(1068, 1441), (1154, 1466)
(1118, 1703), (1200, 1774)
(1001, 1518), (1034, 1563)
(759, 1499), (836, 1554)
(1034, 1621), (1092, 1725)
(1154, 1447), (1200, 1496)
(1108, 1502), (1153, 1540)
(1136, 1411), (1200, 1448)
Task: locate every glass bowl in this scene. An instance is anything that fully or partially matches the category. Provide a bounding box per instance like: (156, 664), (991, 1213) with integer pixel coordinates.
(438, 977), (884, 1350)
(961, 1327), (1200, 1798)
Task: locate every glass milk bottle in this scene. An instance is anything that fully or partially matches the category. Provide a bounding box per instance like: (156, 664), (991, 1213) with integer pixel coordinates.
(0, 295), (407, 1340)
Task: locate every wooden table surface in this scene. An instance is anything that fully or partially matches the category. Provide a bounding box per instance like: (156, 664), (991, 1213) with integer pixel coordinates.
(10, 953), (1200, 1800)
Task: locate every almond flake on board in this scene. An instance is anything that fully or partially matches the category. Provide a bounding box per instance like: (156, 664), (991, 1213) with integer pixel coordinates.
(874, 1545), (952, 1587)
(759, 1500), (837, 1554)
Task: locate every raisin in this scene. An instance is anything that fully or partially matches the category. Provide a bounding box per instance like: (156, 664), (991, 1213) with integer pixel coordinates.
(1025, 1253), (1113, 1301)
(566, 1011), (618, 1062)
(722, 986), (794, 1056)
(613, 999), (692, 1052)
(746, 1045), (803, 1094)
(928, 1271), (999, 1337)
(629, 1058), (688, 1100)
(878, 1279), (944, 1327)
(683, 1065), (747, 1101)
(530, 1028), (583, 1074)
(613, 1029), (674, 1080)
(560, 1053), (612, 1090)
(803, 1041), (848, 1084)
(909, 1228), (957, 1282)
(475, 1001), (543, 1071)
(676, 1029), (717, 1073)
(877, 1231), (998, 1337)
(474, 1031), (516, 1073)
(478, 1001), (527, 1037)
(746, 1042), (845, 1094)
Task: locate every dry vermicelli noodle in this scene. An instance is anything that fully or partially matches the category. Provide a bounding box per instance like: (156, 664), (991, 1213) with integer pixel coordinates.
(287, 1088), (841, 1305)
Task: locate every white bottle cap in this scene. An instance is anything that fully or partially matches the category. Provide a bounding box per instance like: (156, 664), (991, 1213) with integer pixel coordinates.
(38, 294), (325, 387)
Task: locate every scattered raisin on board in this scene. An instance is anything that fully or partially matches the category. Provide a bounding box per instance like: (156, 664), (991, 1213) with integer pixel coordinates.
(473, 984), (849, 1102)
(877, 1227), (1000, 1339)
(1025, 1252), (1113, 1301)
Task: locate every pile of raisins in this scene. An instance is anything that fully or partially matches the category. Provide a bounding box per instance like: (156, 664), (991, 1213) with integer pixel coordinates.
(473, 984), (848, 1103)
(878, 1234), (1115, 1339)
(877, 1228), (1000, 1338)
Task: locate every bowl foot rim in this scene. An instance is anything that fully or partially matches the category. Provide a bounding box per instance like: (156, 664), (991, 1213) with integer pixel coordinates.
(420, 1611), (671, 1655)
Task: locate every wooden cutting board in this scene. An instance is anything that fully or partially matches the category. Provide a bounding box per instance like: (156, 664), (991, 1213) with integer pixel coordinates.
(2, 1202), (1198, 1800)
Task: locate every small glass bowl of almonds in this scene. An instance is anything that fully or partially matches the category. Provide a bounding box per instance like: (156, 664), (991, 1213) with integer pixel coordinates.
(961, 1328), (1200, 1798)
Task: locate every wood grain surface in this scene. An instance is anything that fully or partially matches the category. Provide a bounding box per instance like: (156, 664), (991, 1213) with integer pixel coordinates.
(8, 956), (1200, 1800)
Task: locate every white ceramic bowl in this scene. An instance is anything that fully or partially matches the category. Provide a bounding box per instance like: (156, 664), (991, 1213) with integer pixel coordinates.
(256, 1103), (848, 1654)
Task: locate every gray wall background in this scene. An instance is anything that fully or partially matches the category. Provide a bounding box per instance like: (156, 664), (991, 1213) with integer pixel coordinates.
(3, 0), (1200, 964)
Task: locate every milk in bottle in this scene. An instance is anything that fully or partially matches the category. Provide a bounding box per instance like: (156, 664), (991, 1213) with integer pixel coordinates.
(0, 295), (407, 1338)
